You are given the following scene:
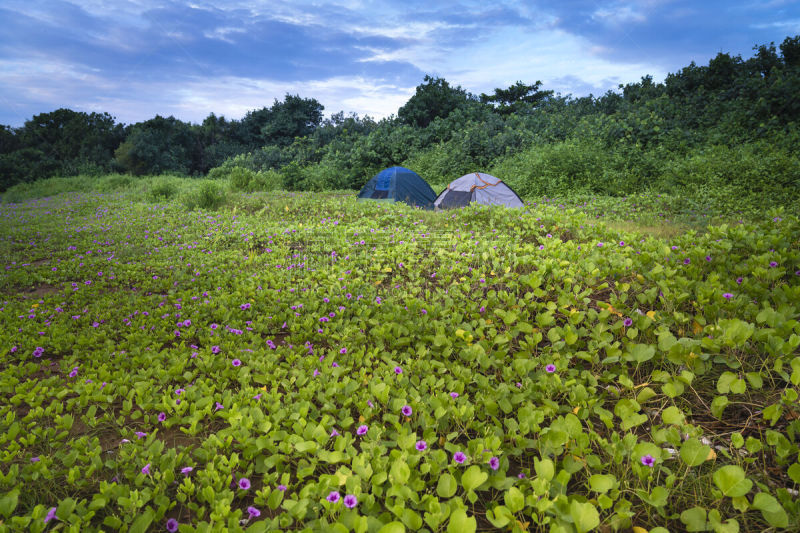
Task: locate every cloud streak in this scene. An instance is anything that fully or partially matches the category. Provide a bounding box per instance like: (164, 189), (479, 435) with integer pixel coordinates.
(0, 0), (797, 126)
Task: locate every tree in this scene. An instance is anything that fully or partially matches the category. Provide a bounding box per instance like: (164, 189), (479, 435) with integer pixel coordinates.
(237, 94), (324, 149)
(780, 35), (800, 67)
(260, 94), (324, 146)
(114, 115), (199, 175)
(398, 75), (473, 128)
(16, 109), (124, 173)
(480, 80), (553, 114)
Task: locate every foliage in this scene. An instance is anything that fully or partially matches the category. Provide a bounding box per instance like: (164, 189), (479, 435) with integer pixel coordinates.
(480, 80), (554, 115)
(181, 180), (228, 211)
(1, 188), (799, 532)
(0, 109), (124, 189)
(398, 75), (475, 128)
(114, 115), (200, 176)
(2, 34), (800, 210)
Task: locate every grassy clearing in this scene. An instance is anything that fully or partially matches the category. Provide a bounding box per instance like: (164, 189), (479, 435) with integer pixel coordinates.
(0, 183), (799, 532)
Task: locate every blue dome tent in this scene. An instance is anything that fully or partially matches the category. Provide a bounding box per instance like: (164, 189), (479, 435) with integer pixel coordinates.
(357, 167), (436, 210)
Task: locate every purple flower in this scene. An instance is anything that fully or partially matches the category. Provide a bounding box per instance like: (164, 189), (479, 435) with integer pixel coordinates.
(45, 507), (57, 524)
(215, 402), (224, 411)
(339, 347), (347, 354)
(166, 518), (179, 532)
(69, 367), (79, 378)
(211, 345), (220, 354)
(343, 494), (358, 508)
(623, 317), (633, 327)
(232, 358), (242, 367)
(31, 456), (40, 463)
(597, 242), (604, 247)
(210, 323), (218, 330)
(330, 428), (340, 437)
(327, 491), (341, 503)
(489, 456), (500, 470)
(723, 292), (733, 300)
(641, 454), (655, 467)
(142, 463), (151, 475)
(416, 440), (427, 451)
(453, 451), (467, 464)
(394, 366), (402, 375)
(181, 467), (193, 475)
(356, 424), (368, 436)
(705, 256), (712, 262)
(736, 277), (743, 284)
(135, 431), (148, 439)
(479, 306), (485, 313)
(683, 258), (691, 265)
(247, 506), (261, 518)
(239, 477), (251, 490)
(619, 241), (625, 246)
(770, 261), (778, 268)
(158, 412), (167, 422)
(518, 473), (526, 479)
(313, 368), (320, 377)
(545, 364), (556, 373)
(401, 405), (412, 417)
(278, 484), (287, 491)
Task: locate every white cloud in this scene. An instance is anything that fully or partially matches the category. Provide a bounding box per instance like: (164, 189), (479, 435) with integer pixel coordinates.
(398, 26), (665, 98)
(592, 5), (648, 25)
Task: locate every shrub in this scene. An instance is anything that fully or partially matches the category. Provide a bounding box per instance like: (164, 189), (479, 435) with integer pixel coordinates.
(182, 181), (227, 210)
(149, 180), (178, 202)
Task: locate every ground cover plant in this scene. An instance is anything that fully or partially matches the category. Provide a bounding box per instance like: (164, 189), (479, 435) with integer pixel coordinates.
(1, 189), (799, 532)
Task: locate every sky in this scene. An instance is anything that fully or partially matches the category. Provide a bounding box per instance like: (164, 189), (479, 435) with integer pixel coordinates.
(1, 0), (799, 127)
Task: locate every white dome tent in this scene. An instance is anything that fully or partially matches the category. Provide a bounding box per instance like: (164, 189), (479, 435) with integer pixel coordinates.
(434, 172), (524, 209)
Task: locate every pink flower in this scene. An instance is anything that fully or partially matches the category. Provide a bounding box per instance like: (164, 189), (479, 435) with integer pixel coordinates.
(343, 494), (358, 508)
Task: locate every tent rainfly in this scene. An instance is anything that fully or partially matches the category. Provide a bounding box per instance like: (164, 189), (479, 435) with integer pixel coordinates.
(357, 166), (436, 209)
(434, 172), (524, 209)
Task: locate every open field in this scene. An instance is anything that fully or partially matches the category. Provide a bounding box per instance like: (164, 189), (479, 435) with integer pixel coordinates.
(1, 188), (799, 532)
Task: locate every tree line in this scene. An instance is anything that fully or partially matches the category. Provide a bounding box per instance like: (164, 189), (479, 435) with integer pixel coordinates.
(1, 36), (799, 199)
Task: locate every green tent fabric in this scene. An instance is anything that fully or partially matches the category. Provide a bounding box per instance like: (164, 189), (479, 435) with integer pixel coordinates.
(357, 167), (435, 209)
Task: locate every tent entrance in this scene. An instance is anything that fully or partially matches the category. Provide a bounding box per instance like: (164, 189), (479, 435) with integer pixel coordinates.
(438, 190), (473, 208)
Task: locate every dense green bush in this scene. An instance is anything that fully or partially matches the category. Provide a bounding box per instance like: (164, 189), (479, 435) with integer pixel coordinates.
(148, 178), (179, 202)
(181, 180), (228, 210)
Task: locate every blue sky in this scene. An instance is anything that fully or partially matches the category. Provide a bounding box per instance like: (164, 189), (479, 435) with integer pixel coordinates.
(1, 0), (798, 127)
